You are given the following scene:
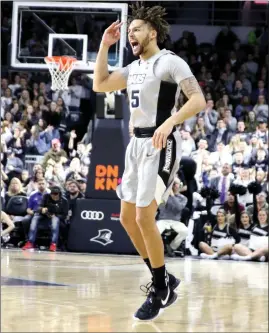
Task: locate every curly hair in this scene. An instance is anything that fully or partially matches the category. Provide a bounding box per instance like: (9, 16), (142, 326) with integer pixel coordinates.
(129, 2), (169, 43)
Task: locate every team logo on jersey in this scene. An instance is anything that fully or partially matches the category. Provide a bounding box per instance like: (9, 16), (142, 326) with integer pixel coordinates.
(128, 74), (146, 85)
(90, 229), (114, 246)
(162, 139), (173, 174)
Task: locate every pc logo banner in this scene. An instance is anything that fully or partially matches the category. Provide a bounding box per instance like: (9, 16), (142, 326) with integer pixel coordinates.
(68, 198), (137, 254)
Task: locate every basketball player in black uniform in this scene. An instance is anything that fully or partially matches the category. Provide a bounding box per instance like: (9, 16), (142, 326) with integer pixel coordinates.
(93, 3), (206, 321)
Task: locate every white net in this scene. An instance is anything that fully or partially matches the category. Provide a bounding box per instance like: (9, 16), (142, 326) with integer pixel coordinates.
(45, 56), (77, 91)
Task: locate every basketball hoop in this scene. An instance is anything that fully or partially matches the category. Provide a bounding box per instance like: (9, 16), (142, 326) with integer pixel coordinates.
(45, 56), (77, 91)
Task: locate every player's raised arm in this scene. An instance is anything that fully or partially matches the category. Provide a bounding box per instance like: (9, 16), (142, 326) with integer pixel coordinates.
(93, 20), (127, 93)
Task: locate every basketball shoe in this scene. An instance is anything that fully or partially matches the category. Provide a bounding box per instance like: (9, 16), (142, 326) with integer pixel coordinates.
(135, 273), (179, 321)
(133, 284), (177, 321)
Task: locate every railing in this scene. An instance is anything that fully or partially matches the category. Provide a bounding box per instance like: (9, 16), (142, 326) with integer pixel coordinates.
(142, 1), (268, 26)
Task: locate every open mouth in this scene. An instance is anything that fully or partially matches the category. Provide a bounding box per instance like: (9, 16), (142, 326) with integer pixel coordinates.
(130, 41), (140, 52)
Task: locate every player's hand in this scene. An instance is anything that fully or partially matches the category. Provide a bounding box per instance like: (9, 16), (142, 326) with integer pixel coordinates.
(101, 20), (123, 47)
(152, 119), (174, 150)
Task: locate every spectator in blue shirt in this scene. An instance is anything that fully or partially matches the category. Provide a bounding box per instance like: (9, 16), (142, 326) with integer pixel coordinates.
(22, 178), (49, 239)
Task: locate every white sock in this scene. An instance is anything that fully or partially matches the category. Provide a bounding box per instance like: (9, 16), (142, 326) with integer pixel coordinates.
(259, 256), (266, 262)
(207, 253), (218, 259)
(219, 255), (230, 260)
(200, 253), (218, 259)
(231, 254), (251, 261)
(240, 255), (252, 261)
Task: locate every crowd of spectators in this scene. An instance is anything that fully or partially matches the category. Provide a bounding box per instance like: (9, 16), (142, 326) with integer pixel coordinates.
(1, 3), (268, 259)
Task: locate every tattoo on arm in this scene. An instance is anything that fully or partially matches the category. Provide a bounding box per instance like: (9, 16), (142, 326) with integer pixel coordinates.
(180, 76), (202, 99)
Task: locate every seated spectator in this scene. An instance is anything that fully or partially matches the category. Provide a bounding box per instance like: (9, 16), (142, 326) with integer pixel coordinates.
(251, 79), (267, 104)
(229, 80), (248, 108)
(199, 209), (240, 259)
(42, 138), (68, 170)
(209, 142), (233, 168)
(223, 192), (245, 224)
(26, 169), (45, 196)
(65, 180), (84, 221)
(253, 95), (269, 122)
(234, 121), (250, 143)
(77, 177), (87, 194)
(10, 101), (22, 122)
(232, 151), (248, 176)
(25, 125), (49, 155)
(199, 99), (219, 126)
(1, 121), (12, 143)
(244, 53), (258, 76)
(191, 117), (208, 143)
(215, 93), (233, 111)
(253, 95), (268, 123)
(199, 154), (213, 187)
(1, 88), (12, 112)
(3, 112), (15, 130)
(231, 209), (268, 261)
(74, 141), (91, 166)
(7, 127), (25, 161)
(180, 128), (196, 157)
(1, 211), (15, 245)
(45, 163), (66, 189)
(191, 139), (209, 162)
(18, 89), (31, 108)
(247, 192), (269, 218)
(156, 178), (189, 257)
(239, 73), (252, 95)
(8, 75), (21, 95)
(237, 140), (252, 164)
(251, 148), (268, 172)
(223, 108), (237, 132)
(234, 96), (252, 120)
(4, 177), (27, 215)
(22, 186), (68, 252)
(65, 157), (83, 181)
(234, 168), (255, 206)
(21, 169), (30, 189)
(255, 120), (268, 144)
(22, 178), (49, 239)
(5, 151), (23, 180)
(207, 119), (233, 152)
(256, 170), (268, 194)
(209, 163), (234, 205)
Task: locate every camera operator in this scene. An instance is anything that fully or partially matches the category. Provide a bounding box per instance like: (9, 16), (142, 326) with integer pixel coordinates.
(22, 186), (68, 252)
(156, 178), (189, 257)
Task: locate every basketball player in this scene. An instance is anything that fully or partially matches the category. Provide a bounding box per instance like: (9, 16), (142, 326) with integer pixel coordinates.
(93, 3), (206, 321)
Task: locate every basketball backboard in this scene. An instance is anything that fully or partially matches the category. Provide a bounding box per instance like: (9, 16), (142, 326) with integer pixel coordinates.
(11, 2), (128, 72)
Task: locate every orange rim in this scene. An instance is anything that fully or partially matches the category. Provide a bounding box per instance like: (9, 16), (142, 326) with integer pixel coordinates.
(45, 56), (77, 70)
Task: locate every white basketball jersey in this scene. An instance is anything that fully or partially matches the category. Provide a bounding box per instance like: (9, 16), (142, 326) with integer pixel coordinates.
(127, 49), (181, 128)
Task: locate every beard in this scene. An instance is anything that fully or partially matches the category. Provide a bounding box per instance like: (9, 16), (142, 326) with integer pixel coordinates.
(132, 35), (151, 57)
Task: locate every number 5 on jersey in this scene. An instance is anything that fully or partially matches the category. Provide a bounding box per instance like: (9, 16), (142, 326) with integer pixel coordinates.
(131, 90), (140, 108)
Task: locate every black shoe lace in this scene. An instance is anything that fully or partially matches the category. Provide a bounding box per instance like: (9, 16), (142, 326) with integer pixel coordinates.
(139, 285), (157, 312)
(140, 281), (153, 296)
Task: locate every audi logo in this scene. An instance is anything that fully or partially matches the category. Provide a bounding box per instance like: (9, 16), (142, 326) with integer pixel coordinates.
(81, 211), (104, 220)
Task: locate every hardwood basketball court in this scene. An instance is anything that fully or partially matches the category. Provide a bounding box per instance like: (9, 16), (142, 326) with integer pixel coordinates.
(1, 250), (268, 332)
